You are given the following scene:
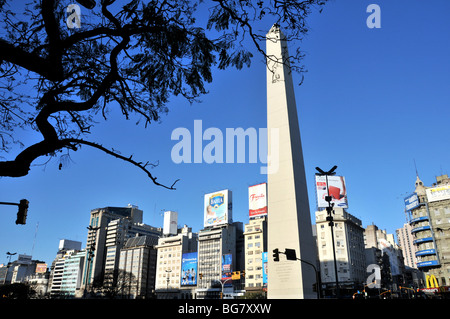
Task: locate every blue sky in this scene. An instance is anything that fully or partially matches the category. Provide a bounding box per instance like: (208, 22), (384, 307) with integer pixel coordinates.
(1, 0), (449, 266)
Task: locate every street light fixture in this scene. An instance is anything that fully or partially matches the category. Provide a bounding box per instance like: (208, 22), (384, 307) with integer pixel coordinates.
(315, 165), (340, 298)
(83, 225), (100, 298)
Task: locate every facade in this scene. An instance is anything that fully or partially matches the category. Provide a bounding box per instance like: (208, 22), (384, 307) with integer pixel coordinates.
(408, 174), (450, 291)
(49, 249), (85, 297)
(396, 223), (417, 268)
(315, 208), (366, 296)
(118, 235), (159, 299)
(155, 225), (198, 298)
(364, 224), (405, 290)
(80, 204), (161, 295)
(104, 217), (161, 287)
(244, 216), (267, 293)
(196, 222), (244, 299)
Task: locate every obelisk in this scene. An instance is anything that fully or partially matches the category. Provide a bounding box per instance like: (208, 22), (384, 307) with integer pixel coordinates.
(266, 24), (317, 299)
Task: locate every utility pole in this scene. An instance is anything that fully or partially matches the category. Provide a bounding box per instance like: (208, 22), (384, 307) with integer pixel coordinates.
(315, 166), (340, 298)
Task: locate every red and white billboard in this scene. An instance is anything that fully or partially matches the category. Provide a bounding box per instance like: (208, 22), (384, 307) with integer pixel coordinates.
(315, 175), (348, 208)
(249, 183), (267, 218)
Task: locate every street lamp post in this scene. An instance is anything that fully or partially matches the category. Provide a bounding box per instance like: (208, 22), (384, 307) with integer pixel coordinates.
(316, 165), (340, 298)
(216, 278), (233, 299)
(83, 225), (99, 298)
(166, 269), (172, 298)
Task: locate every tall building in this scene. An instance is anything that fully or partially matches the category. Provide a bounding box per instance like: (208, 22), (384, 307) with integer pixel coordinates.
(80, 204), (161, 295)
(244, 216), (267, 293)
(266, 24), (318, 299)
(155, 225), (198, 299)
(396, 223), (417, 268)
(104, 217), (161, 286)
(118, 235), (159, 299)
(315, 208), (366, 297)
(48, 240), (84, 297)
(364, 224), (405, 289)
(408, 174), (450, 290)
(196, 222), (243, 299)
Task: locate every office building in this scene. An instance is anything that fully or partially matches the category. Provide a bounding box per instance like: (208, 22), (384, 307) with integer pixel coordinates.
(118, 235), (159, 299)
(364, 224), (405, 289)
(396, 223), (417, 269)
(49, 249), (85, 297)
(408, 174), (450, 291)
(196, 222), (243, 299)
(244, 216), (267, 294)
(80, 204), (161, 295)
(155, 225), (198, 298)
(315, 208), (366, 296)
(104, 217), (161, 287)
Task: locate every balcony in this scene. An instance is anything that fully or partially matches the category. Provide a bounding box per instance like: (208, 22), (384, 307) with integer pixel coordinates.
(410, 216), (428, 225)
(415, 249), (436, 257)
(414, 237), (433, 245)
(417, 260), (439, 268)
(411, 225), (431, 233)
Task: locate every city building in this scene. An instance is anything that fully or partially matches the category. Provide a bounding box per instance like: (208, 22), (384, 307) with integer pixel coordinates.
(104, 217), (161, 288)
(315, 208), (366, 297)
(244, 216), (267, 295)
(52, 250), (85, 297)
(155, 225), (198, 299)
(118, 235), (159, 299)
(196, 221), (244, 299)
(396, 223), (417, 269)
(364, 224), (405, 290)
(408, 174), (450, 294)
(79, 204), (161, 296)
(48, 245), (85, 298)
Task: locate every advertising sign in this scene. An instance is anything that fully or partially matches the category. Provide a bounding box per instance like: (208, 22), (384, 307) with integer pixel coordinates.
(315, 175), (348, 208)
(222, 254), (233, 286)
(262, 252), (268, 287)
(249, 183), (268, 218)
(181, 252), (198, 286)
(426, 184), (450, 203)
(35, 263), (47, 274)
(204, 189), (232, 227)
(404, 193), (420, 211)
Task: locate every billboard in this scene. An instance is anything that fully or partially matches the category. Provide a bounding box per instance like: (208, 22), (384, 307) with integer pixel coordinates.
(404, 193), (420, 211)
(204, 189), (232, 227)
(35, 263), (47, 274)
(426, 184), (450, 203)
(221, 254), (233, 286)
(315, 175), (348, 208)
(249, 183), (268, 218)
(262, 252), (268, 287)
(181, 252), (198, 286)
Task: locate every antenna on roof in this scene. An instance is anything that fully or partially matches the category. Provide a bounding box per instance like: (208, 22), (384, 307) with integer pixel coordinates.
(413, 159), (419, 177)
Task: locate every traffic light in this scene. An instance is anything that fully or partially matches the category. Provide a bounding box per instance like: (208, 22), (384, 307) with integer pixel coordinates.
(16, 199), (29, 225)
(273, 248), (279, 262)
(285, 249), (297, 260)
(199, 273), (203, 279)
